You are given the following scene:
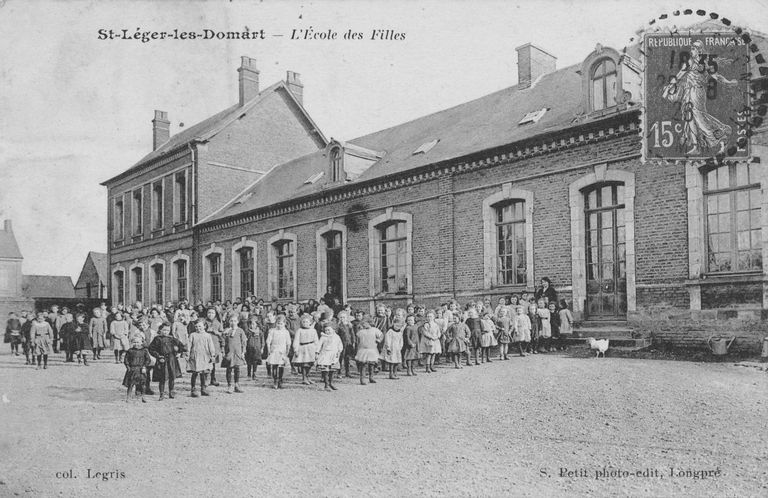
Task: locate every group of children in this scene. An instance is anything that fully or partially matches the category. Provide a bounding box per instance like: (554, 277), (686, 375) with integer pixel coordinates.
(4, 283), (575, 402)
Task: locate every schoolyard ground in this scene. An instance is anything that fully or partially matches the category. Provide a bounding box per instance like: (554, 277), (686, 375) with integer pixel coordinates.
(1, 348), (767, 497)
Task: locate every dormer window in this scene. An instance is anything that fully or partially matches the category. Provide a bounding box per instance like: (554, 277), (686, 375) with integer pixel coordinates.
(591, 58), (617, 111)
(330, 147), (343, 182)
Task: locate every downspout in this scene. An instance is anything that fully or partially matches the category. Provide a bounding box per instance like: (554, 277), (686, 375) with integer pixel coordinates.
(189, 142), (199, 304)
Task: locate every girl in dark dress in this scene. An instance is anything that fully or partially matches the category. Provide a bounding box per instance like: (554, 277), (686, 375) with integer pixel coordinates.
(73, 313), (92, 365)
(148, 323), (187, 400)
(244, 316), (264, 380)
(123, 336), (153, 403)
(464, 307), (483, 366)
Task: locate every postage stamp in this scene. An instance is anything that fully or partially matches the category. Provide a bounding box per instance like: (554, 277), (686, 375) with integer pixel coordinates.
(644, 32), (751, 160)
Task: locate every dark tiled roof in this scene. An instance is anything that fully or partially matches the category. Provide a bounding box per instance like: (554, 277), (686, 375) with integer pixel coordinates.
(207, 149), (331, 220)
(101, 81), (326, 186)
(23, 275), (75, 299)
(0, 227), (22, 259)
(205, 63), (588, 223)
(348, 63), (585, 181)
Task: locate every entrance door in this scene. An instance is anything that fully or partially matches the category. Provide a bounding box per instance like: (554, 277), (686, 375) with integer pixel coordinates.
(325, 231), (343, 302)
(585, 184), (627, 319)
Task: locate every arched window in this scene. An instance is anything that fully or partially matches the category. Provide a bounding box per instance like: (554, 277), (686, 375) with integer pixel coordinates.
(330, 147), (343, 182)
(494, 200), (527, 285)
(377, 221), (409, 294)
(174, 259), (187, 302)
(151, 262), (164, 304)
(591, 59), (617, 111)
(113, 269), (125, 305)
(274, 240), (295, 299)
(238, 247), (255, 299)
(704, 163), (762, 273)
(208, 253), (222, 302)
(131, 266), (143, 304)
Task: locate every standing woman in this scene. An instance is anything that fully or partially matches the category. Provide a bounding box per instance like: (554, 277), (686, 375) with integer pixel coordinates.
(222, 316), (247, 393)
(30, 311), (54, 370)
(265, 315), (292, 389)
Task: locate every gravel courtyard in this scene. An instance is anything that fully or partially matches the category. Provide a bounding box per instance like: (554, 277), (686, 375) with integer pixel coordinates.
(1, 349), (767, 497)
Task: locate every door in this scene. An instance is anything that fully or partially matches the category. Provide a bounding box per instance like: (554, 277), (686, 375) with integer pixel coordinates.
(325, 231), (343, 301)
(585, 183), (627, 319)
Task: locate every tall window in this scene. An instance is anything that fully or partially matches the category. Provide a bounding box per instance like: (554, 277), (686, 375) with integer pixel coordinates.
(495, 200), (527, 285)
(274, 240), (295, 299)
(591, 59), (617, 111)
(152, 263), (163, 304)
(175, 260), (187, 302)
(239, 247), (254, 299)
(132, 189), (143, 235)
(330, 147), (342, 182)
(705, 163), (762, 273)
(113, 198), (124, 240)
(114, 270), (124, 304)
(377, 221), (408, 294)
(325, 231), (343, 296)
(132, 267), (143, 304)
(174, 172), (187, 224)
(152, 181), (163, 230)
(208, 254), (222, 302)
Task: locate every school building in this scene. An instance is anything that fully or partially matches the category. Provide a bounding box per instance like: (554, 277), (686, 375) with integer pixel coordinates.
(103, 34), (768, 352)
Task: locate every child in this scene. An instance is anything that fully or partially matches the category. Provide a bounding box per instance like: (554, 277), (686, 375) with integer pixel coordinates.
(419, 311), (442, 373)
(354, 317), (383, 385)
(480, 312), (498, 363)
(89, 308), (108, 360)
(336, 311), (355, 378)
(383, 320), (404, 379)
(434, 308), (447, 365)
(122, 336), (153, 402)
(148, 323), (187, 400)
(292, 314), (319, 385)
(245, 316), (264, 380)
(548, 302), (560, 352)
(537, 300), (551, 353)
(558, 299), (574, 351)
(464, 308), (483, 365)
(316, 325), (343, 391)
(265, 315), (291, 389)
(495, 307), (512, 360)
(6, 312), (21, 356)
(527, 302), (540, 354)
(446, 313), (470, 368)
(513, 306), (531, 356)
(109, 311), (130, 363)
(72, 313), (91, 365)
(402, 315), (420, 376)
(30, 311), (53, 370)
(187, 321), (216, 397)
(222, 317), (247, 394)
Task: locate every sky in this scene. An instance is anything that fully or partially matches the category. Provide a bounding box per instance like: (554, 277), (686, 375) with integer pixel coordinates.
(1, 0), (767, 280)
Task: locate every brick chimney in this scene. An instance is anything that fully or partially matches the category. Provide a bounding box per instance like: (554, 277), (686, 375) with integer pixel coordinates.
(3, 220), (12, 232)
(285, 71), (304, 105)
(238, 56), (260, 106)
(152, 110), (170, 150)
(515, 43), (556, 89)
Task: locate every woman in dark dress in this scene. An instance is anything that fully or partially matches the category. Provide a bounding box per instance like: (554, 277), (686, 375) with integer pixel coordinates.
(534, 277), (558, 306)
